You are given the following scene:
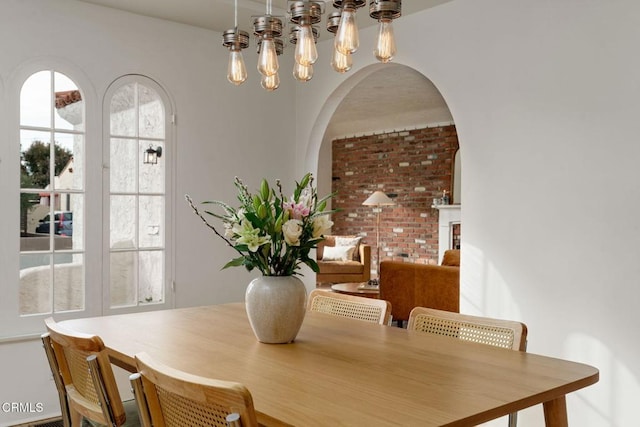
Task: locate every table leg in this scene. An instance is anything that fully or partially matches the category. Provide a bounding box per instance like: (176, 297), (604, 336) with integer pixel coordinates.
(543, 396), (568, 427)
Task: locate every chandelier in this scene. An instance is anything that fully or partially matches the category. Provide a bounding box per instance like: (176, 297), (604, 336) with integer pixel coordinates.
(223, 0), (402, 90)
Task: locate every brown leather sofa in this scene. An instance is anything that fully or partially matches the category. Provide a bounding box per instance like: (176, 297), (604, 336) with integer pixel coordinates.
(379, 250), (460, 327)
(316, 235), (371, 284)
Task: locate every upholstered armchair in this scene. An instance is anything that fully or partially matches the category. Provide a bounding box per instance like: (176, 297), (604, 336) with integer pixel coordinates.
(316, 235), (371, 284)
(379, 250), (460, 327)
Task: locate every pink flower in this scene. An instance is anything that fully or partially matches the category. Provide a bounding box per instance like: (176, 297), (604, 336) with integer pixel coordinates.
(285, 201), (311, 220)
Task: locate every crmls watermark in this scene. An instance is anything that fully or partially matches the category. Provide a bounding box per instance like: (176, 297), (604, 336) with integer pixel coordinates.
(1, 402), (44, 413)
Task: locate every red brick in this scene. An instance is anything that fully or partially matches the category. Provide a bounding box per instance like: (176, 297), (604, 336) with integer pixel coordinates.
(331, 125), (459, 266)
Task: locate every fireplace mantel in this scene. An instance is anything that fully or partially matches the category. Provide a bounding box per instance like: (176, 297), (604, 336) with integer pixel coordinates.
(433, 204), (461, 263)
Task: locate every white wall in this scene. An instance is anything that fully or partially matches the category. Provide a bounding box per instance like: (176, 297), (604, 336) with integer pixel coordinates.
(298, 1), (640, 426)
(0, 0), (296, 424)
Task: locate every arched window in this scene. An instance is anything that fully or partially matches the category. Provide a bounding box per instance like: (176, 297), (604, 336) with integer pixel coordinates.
(5, 69), (174, 338)
(19, 70), (86, 316)
(104, 76), (173, 311)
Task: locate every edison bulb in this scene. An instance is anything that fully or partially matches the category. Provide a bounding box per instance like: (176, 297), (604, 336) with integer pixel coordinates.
(227, 48), (247, 85)
(334, 6), (359, 54)
(374, 19), (396, 63)
(331, 48), (352, 73)
(293, 62), (313, 82)
(261, 72), (280, 91)
(295, 24), (318, 66)
(258, 37), (279, 76)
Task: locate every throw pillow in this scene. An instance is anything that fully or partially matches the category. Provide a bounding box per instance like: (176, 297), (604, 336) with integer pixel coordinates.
(322, 245), (356, 262)
(334, 236), (362, 261)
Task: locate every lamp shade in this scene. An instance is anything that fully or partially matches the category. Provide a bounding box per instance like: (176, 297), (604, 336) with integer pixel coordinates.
(362, 191), (395, 206)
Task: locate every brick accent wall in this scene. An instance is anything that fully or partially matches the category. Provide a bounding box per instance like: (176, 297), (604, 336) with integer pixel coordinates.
(331, 125), (459, 273)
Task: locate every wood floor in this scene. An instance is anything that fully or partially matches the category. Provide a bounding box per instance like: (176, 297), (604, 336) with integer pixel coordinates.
(11, 417), (63, 427)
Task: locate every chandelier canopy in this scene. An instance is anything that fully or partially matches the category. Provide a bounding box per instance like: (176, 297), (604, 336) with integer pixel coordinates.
(222, 0), (402, 90)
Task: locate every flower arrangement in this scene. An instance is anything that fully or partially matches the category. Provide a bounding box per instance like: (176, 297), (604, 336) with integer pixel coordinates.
(186, 173), (334, 277)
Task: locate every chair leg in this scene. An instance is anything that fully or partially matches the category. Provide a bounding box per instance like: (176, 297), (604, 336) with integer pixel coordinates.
(130, 373), (153, 427)
(41, 334), (72, 427)
(87, 355), (117, 426)
(58, 394), (72, 427)
(70, 408), (84, 427)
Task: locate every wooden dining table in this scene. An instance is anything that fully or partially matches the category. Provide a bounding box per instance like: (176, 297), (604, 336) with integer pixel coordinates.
(60, 303), (598, 426)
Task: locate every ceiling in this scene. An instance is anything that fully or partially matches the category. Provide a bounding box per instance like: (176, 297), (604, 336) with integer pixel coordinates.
(75, 0), (453, 33)
(75, 0), (454, 136)
(327, 65), (453, 138)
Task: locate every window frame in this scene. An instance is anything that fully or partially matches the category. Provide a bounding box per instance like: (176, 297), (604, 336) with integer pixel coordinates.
(102, 74), (175, 315)
(2, 60), (101, 339)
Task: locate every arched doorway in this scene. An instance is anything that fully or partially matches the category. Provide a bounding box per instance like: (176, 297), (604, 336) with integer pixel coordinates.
(314, 63), (459, 271)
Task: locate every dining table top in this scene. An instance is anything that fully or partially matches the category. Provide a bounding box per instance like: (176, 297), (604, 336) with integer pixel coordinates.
(59, 303), (598, 427)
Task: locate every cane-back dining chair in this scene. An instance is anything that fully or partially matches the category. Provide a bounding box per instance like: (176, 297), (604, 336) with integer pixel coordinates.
(407, 307), (528, 427)
(44, 317), (140, 427)
(307, 289), (392, 325)
(129, 352), (259, 427)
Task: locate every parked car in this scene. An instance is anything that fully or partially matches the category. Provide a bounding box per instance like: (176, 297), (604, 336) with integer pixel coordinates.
(36, 211), (73, 236)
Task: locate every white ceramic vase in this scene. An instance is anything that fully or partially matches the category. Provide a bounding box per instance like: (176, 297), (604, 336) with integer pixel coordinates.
(245, 275), (307, 344)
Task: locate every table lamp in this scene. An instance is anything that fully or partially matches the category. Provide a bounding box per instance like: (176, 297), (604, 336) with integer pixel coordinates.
(362, 190), (396, 284)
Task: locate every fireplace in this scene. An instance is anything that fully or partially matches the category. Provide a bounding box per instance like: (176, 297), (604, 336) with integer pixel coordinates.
(434, 204), (461, 263)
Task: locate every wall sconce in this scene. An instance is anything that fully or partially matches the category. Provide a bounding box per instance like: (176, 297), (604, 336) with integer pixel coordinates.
(143, 145), (162, 165)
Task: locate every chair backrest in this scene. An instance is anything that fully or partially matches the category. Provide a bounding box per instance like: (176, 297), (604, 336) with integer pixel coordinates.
(41, 333), (72, 427)
(44, 317), (129, 426)
(307, 289), (392, 325)
(407, 307), (527, 351)
(129, 352), (258, 427)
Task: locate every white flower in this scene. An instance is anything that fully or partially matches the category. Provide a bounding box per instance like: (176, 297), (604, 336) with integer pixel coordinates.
(298, 188), (313, 207)
(312, 215), (333, 238)
(282, 219), (303, 246)
(226, 210), (245, 238)
(233, 219), (270, 252)
(224, 222), (235, 239)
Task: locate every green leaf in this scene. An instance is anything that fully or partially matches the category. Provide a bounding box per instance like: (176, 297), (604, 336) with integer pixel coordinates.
(316, 192), (336, 207)
(222, 256), (246, 269)
(299, 173), (311, 189)
(305, 258), (320, 273)
(243, 212), (262, 228)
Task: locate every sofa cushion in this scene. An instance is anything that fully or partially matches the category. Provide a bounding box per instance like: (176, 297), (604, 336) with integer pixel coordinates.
(317, 260), (364, 275)
(322, 245), (356, 261)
